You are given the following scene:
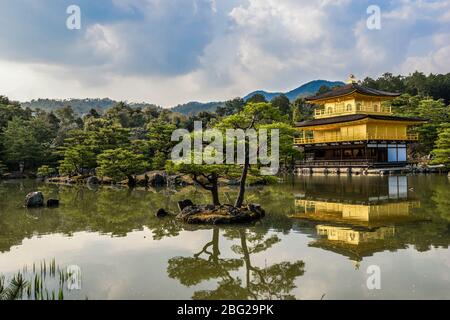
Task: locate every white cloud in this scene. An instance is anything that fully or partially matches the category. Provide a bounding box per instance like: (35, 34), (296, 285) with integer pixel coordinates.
(0, 0), (449, 106)
(400, 44), (450, 75)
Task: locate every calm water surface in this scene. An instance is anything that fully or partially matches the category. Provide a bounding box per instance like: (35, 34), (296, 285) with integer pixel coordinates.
(0, 175), (449, 300)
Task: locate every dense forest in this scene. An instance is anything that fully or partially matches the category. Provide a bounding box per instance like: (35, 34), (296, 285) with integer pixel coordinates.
(21, 98), (161, 116)
(0, 71), (449, 182)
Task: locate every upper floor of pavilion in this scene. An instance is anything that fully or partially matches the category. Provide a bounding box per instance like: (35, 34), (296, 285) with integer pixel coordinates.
(306, 76), (401, 119)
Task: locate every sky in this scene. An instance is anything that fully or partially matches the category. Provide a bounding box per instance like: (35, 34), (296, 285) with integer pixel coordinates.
(0, 0), (449, 107)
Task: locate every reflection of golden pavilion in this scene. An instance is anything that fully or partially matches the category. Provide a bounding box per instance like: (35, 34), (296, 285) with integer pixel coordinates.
(316, 225), (395, 245)
(294, 199), (421, 227)
(292, 175), (421, 227)
(292, 175), (423, 263)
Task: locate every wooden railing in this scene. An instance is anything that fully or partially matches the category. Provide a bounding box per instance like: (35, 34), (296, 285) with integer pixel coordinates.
(315, 105), (392, 119)
(296, 159), (376, 167)
(294, 133), (419, 145)
(295, 160), (410, 168)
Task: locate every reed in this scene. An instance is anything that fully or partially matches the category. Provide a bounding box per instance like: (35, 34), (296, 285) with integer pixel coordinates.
(0, 258), (82, 301)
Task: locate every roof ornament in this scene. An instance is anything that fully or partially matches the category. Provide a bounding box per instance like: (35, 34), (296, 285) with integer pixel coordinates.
(347, 74), (358, 84)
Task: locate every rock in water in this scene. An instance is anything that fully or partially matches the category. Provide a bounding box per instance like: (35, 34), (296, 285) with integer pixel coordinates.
(47, 199), (60, 208)
(87, 176), (100, 185)
(156, 208), (169, 218)
(178, 199), (194, 212)
(177, 204), (265, 224)
(25, 192), (44, 208)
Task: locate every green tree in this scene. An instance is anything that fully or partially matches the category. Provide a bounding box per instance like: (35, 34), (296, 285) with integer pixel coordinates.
(247, 93), (267, 104)
(390, 96), (450, 158)
(0, 102), (32, 129)
(55, 105), (80, 128)
(57, 119), (131, 175)
(3, 117), (53, 170)
(97, 148), (148, 186)
(316, 85), (331, 96)
(216, 98), (245, 117)
(104, 102), (146, 128)
(374, 73), (406, 92)
(432, 125), (450, 167)
(37, 165), (56, 178)
(145, 120), (177, 168)
(57, 130), (96, 175)
(405, 71), (428, 96)
(168, 161), (233, 206)
(291, 97), (314, 122)
(217, 102), (291, 207)
(271, 94), (291, 117)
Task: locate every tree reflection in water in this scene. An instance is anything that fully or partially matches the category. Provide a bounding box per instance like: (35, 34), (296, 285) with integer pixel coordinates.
(168, 227), (305, 300)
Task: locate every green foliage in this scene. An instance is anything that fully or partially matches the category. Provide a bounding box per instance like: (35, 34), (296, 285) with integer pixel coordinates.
(246, 93), (267, 104)
(2, 70), (449, 175)
(170, 102), (298, 205)
(431, 124), (450, 167)
(2, 117), (54, 170)
(37, 165), (56, 178)
(104, 101), (147, 128)
(259, 122), (302, 163)
(57, 120), (131, 175)
(217, 102), (286, 130)
(316, 85), (331, 96)
(216, 98), (245, 117)
(271, 94), (291, 117)
(0, 273), (28, 300)
(146, 120), (177, 162)
(0, 102), (32, 129)
(58, 131), (97, 175)
(291, 97), (314, 122)
(389, 94), (450, 157)
(172, 101), (225, 116)
(362, 71), (450, 103)
(97, 148), (148, 184)
(0, 259), (77, 300)
(55, 105), (80, 128)
(151, 151), (167, 170)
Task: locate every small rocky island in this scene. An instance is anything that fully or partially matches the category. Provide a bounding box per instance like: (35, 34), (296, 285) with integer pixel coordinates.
(177, 203), (265, 225)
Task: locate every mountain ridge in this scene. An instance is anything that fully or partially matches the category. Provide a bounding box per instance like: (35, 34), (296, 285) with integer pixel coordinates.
(244, 80), (345, 102)
(18, 80), (345, 116)
(171, 79), (345, 115)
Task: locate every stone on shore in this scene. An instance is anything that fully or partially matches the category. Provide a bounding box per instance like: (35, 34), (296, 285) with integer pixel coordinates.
(149, 173), (166, 187)
(177, 203), (265, 225)
(178, 199), (194, 212)
(25, 192), (44, 208)
(156, 208), (169, 218)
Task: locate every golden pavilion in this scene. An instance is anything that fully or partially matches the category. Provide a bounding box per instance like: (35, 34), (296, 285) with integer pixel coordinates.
(295, 76), (427, 169)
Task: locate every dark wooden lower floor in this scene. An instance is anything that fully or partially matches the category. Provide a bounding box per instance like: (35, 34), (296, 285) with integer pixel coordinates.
(298, 142), (411, 168)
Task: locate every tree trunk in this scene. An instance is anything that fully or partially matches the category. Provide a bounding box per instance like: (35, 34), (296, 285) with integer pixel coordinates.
(127, 175), (136, 188)
(235, 143), (250, 208)
(239, 230), (251, 289)
(211, 175), (221, 206)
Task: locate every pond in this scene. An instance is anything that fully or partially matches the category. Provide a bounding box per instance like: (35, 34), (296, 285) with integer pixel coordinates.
(0, 175), (449, 300)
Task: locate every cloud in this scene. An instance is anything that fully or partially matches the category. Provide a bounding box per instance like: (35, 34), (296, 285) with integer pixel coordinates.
(0, 0), (449, 106)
